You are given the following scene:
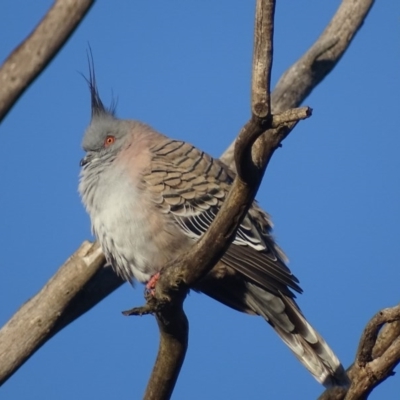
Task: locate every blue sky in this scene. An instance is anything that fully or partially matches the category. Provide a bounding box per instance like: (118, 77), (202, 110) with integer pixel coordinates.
(1, 1), (399, 399)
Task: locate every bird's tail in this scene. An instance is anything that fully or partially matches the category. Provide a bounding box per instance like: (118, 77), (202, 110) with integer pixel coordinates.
(245, 283), (350, 388)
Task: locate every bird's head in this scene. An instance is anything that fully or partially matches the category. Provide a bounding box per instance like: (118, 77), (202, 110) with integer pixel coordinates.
(80, 54), (132, 168)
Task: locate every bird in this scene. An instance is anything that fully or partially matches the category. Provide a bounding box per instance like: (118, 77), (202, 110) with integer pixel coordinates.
(78, 63), (350, 389)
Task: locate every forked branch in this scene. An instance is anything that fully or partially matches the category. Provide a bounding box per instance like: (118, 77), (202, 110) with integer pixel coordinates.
(318, 304), (400, 400)
(221, 0), (375, 168)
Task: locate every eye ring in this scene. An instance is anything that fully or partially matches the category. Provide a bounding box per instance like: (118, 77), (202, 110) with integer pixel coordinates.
(104, 135), (115, 147)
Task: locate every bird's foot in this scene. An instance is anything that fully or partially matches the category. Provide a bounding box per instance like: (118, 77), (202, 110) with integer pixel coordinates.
(146, 272), (161, 295)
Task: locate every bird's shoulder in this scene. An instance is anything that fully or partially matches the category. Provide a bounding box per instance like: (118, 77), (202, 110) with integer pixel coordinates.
(143, 138), (233, 210)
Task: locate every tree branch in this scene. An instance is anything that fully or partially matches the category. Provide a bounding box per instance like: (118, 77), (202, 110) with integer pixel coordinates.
(220, 0), (375, 169)
(345, 305), (400, 400)
(0, 242), (120, 385)
(0, 0), (94, 123)
(373, 320), (400, 359)
(143, 304), (189, 400)
(318, 304), (400, 400)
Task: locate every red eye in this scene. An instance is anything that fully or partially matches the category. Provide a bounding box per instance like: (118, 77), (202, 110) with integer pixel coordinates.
(104, 135), (115, 147)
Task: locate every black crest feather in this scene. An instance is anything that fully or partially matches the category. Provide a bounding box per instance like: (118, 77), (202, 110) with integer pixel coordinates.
(84, 46), (117, 118)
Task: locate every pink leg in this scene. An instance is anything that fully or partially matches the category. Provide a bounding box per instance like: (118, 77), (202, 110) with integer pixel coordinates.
(146, 272), (161, 294)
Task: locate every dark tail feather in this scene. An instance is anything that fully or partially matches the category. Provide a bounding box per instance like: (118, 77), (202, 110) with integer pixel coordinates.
(245, 283), (350, 388)
(197, 268), (349, 387)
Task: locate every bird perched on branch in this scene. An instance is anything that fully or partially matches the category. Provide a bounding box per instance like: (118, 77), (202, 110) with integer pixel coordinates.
(79, 63), (349, 388)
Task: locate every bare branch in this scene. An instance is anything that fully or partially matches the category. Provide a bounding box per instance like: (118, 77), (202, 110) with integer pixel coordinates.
(317, 386), (347, 400)
(143, 306), (189, 400)
(221, 0), (375, 168)
(0, 242), (118, 385)
(271, 0), (375, 113)
(344, 305), (400, 400)
(0, 0), (94, 123)
(356, 307), (400, 365)
(318, 304), (400, 400)
(373, 320), (400, 359)
(251, 0), (274, 117)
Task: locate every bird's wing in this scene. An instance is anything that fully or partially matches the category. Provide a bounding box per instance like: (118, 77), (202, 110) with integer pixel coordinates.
(143, 138), (302, 297)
